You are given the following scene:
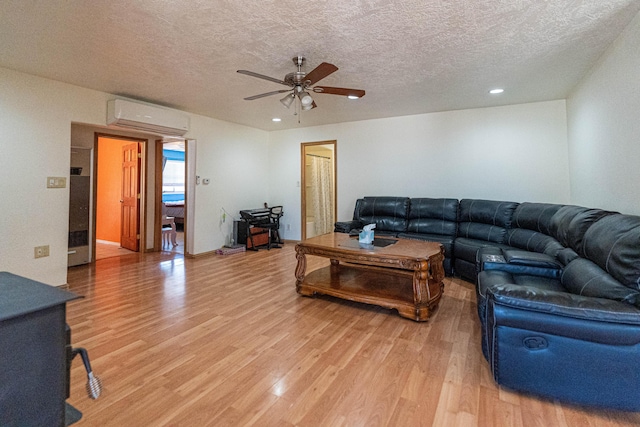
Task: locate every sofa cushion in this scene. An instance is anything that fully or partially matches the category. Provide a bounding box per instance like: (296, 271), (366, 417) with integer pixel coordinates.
(458, 199), (519, 228)
(457, 199), (518, 243)
(457, 223), (508, 243)
(356, 197), (410, 233)
(582, 214), (640, 290)
(406, 198), (458, 236)
(549, 205), (582, 244)
(511, 202), (564, 235)
(504, 228), (563, 256)
(352, 198), (364, 220)
(556, 247), (580, 266)
(549, 205), (615, 256)
(562, 258), (640, 308)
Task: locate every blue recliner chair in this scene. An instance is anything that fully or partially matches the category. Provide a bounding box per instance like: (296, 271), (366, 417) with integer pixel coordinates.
(478, 214), (640, 411)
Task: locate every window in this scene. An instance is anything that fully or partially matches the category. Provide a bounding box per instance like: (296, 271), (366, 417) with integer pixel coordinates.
(162, 149), (185, 202)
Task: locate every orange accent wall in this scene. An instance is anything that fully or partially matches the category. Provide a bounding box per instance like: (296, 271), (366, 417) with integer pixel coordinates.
(96, 138), (131, 243)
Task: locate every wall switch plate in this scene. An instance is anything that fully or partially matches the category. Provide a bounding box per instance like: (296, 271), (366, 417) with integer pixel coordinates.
(47, 177), (66, 188)
(34, 245), (50, 258)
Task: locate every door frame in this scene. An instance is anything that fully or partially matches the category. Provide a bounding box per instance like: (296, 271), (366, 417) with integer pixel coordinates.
(300, 140), (337, 240)
(93, 133), (147, 261)
(154, 139), (189, 253)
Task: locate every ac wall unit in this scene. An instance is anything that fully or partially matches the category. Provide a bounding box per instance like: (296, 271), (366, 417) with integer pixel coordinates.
(107, 99), (189, 136)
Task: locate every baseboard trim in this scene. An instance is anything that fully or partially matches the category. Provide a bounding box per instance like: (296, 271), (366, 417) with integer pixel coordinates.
(187, 241), (299, 258)
(186, 250), (217, 259)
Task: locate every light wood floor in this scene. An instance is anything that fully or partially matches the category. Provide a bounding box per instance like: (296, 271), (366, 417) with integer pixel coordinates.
(96, 231), (184, 261)
(65, 244), (640, 426)
(95, 240), (136, 260)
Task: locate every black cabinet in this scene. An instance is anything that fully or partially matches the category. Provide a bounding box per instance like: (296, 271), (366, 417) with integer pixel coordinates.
(0, 272), (79, 427)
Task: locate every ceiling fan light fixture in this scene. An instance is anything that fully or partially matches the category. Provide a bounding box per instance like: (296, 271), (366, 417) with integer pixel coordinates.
(280, 93), (295, 108)
(347, 94), (360, 99)
(298, 91), (314, 107)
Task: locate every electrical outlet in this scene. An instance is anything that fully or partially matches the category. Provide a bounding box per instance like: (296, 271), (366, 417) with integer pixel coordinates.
(34, 245), (50, 258)
(286, 224), (291, 231)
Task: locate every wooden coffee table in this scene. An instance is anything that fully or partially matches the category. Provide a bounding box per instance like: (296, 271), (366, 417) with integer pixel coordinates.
(295, 233), (445, 321)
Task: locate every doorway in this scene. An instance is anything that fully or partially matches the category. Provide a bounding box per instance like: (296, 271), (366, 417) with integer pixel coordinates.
(94, 135), (145, 260)
(301, 141), (337, 240)
(154, 139), (188, 254)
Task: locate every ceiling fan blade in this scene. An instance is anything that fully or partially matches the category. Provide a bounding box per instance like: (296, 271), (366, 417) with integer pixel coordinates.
(304, 62), (338, 85)
(237, 70), (289, 86)
(313, 86), (366, 98)
(244, 89), (291, 100)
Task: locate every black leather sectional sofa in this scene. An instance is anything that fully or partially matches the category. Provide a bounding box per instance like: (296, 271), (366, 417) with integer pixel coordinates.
(335, 196), (640, 411)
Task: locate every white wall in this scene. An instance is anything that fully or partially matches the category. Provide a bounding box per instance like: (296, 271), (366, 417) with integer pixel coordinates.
(268, 100), (570, 240)
(188, 115), (269, 254)
(567, 11), (640, 215)
(0, 66), (269, 286)
(0, 68), (109, 286)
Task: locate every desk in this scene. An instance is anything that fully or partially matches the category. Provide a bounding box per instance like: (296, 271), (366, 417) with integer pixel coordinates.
(238, 208), (280, 250)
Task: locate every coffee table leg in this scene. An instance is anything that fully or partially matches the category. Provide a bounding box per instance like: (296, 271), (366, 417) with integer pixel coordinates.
(412, 268), (432, 320)
(295, 248), (307, 293)
(408, 256), (444, 321)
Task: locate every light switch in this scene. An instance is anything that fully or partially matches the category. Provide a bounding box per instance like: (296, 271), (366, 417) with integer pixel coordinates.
(47, 177), (66, 188)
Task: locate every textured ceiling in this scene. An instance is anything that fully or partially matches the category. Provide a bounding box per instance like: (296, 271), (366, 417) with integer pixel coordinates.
(1, 1), (639, 131)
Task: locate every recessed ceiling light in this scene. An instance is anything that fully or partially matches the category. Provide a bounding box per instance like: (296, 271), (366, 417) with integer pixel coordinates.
(272, 118), (281, 122)
(347, 95), (360, 100)
(489, 88), (504, 94)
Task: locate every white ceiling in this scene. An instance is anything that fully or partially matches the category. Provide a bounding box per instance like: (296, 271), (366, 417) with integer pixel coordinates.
(1, 1), (639, 131)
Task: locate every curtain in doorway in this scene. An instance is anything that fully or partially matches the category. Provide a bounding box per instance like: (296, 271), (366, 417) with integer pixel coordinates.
(309, 155), (334, 235)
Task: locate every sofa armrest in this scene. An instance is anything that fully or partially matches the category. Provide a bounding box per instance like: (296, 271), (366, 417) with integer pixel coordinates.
(334, 220), (363, 233)
(478, 248), (561, 278)
(487, 284), (640, 344)
(502, 249), (561, 268)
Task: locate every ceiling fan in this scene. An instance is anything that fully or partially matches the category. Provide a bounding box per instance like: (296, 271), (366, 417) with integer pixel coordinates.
(237, 56), (365, 112)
